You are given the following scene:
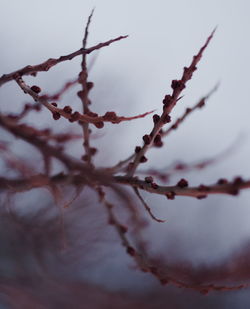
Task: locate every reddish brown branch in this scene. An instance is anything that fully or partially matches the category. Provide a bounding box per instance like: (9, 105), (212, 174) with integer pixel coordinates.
(136, 137), (240, 182)
(0, 174), (59, 192)
(93, 186), (247, 293)
(104, 153), (135, 174)
(126, 29), (216, 177)
(79, 9), (95, 166)
(162, 83), (219, 137)
(0, 114), (86, 172)
(133, 188), (165, 223)
(2, 170), (249, 201)
(14, 75), (153, 126)
(0, 35), (128, 87)
(47, 77), (79, 101)
(114, 175), (250, 199)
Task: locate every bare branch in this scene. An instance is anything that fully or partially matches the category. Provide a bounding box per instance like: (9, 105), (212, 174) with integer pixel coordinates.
(134, 188), (165, 222)
(14, 75), (153, 126)
(126, 29), (216, 177)
(79, 9), (95, 166)
(0, 114), (86, 171)
(162, 83), (219, 137)
(137, 136), (242, 181)
(0, 35), (128, 87)
(83, 9), (94, 49)
(115, 175), (250, 199)
(47, 77), (79, 101)
(103, 153), (135, 174)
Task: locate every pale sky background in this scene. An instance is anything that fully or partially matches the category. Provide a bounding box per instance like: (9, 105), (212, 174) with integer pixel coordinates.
(1, 0), (250, 307)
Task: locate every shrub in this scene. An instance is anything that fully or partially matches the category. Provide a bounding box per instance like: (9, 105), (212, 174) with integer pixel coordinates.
(0, 10), (250, 306)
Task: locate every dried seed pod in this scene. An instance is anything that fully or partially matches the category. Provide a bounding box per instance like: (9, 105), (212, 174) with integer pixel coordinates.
(177, 178), (188, 188)
(154, 134), (161, 143)
(135, 146), (141, 153)
(77, 90), (83, 98)
(140, 156), (148, 163)
(162, 114), (171, 124)
(171, 79), (185, 91)
(197, 195), (207, 199)
(81, 154), (89, 161)
(94, 121), (104, 129)
(103, 111), (117, 121)
(30, 85), (41, 93)
(153, 114), (160, 124)
(87, 111), (98, 117)
(166, 191), (176, 200)
(145, 176), (153, 183)
(143, 134), (151, 145)
(90, 147), (97, 155)
(197, 98), (205, 108)
(233, 177), (243, 185)
(151, 182), (159, 189)
(162, 95), (172, 107)
(154, 134), (163, 147)
(126, 246), (136, 256)
(198, 184), (209, 191)
(86, 81), (94, 90)
(217, 178), (228, 185)
(70, 111), (81, 122)
(119, 225), (128, 233)
(63, 105), (72, 114)
(52, 112), (61, 120)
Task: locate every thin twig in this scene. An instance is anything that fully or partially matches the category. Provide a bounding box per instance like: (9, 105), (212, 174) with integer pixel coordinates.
(0, 35), (128, 87)
(114, 175), (250, 199)
(79, 9), (95, 166)
(137, 135), (243, 181)
(47, 77), (79, 101)
(134, 187), (165, 222)
(126, 29), (216, 177)
(14, 75), (153, 126)
(162, 83), (219, 137)
(0, 114), (88, 172)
